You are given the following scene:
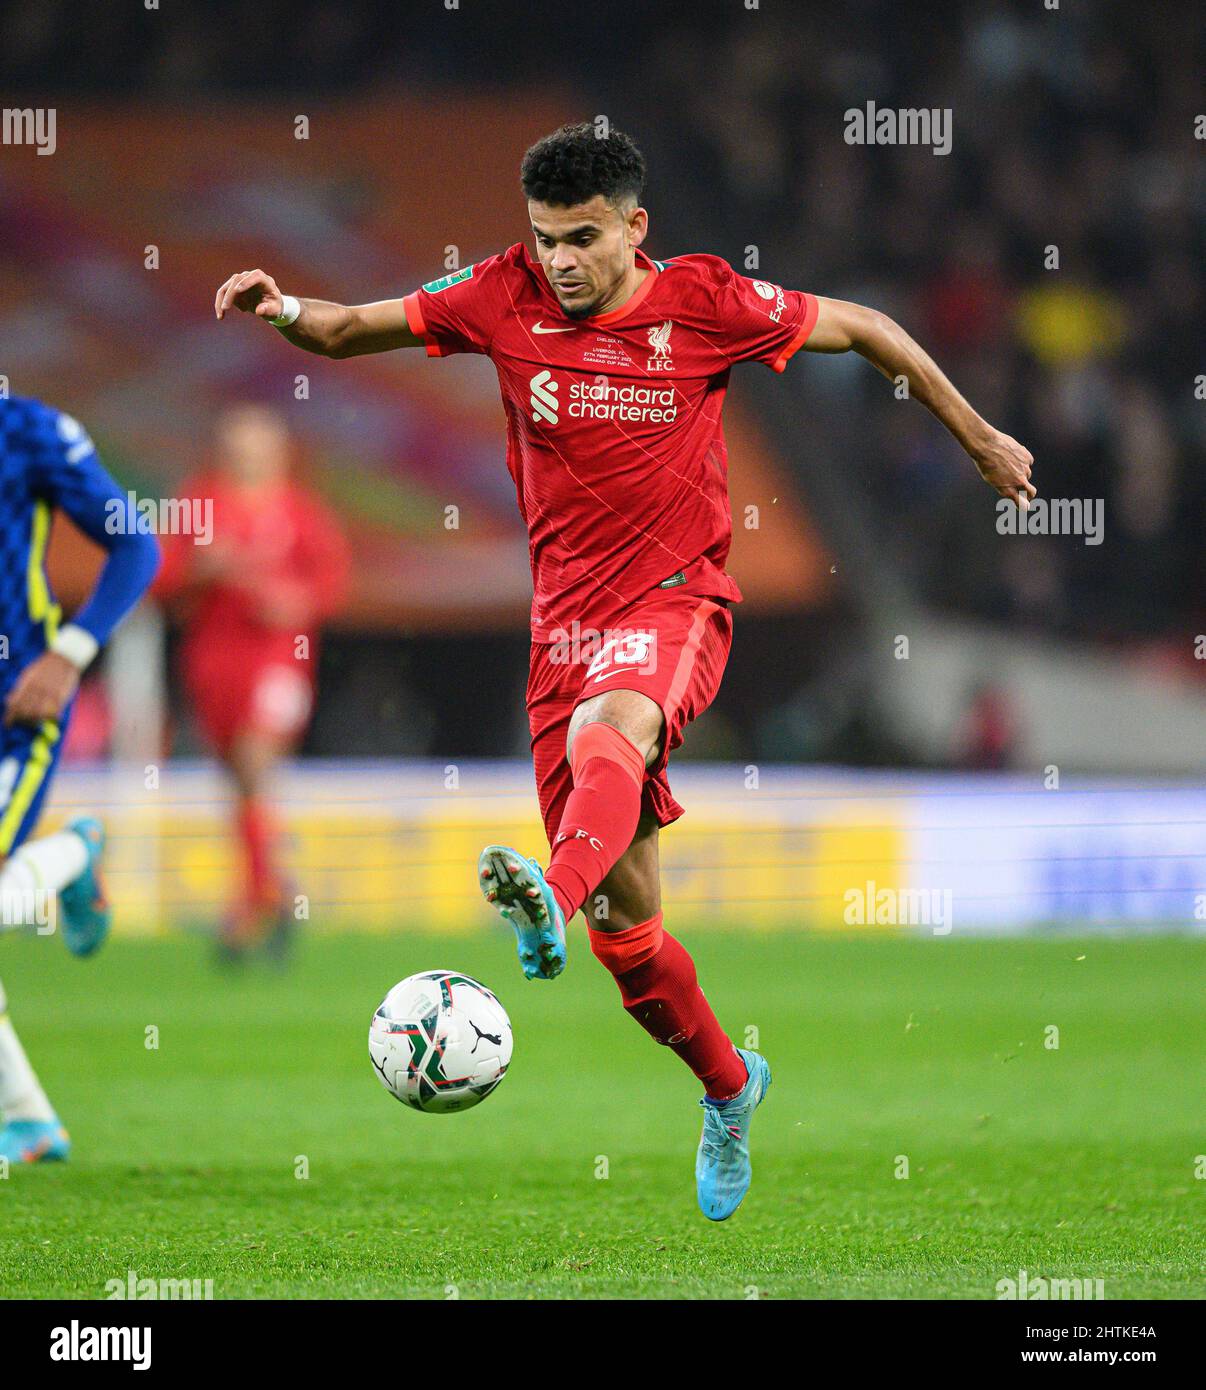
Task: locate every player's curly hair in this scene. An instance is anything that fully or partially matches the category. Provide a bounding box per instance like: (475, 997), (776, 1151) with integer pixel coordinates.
(520, 122), (646, 209)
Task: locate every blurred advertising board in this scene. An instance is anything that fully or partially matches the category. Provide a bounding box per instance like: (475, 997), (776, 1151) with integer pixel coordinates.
(41, 764), (1205, 936)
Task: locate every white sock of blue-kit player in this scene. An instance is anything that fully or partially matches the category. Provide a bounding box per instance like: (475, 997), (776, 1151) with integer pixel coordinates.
(0, 977), (56, 1122)
(0, 831), (89, 933)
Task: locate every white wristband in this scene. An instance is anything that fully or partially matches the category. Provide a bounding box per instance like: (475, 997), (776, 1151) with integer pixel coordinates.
(268, 295), (301, 328)
(50, 623), (100, 671)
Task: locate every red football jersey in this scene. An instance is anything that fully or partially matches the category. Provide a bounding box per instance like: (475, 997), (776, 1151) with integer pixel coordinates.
(155, 475), (350, 660)
(403, 246), (818, 641)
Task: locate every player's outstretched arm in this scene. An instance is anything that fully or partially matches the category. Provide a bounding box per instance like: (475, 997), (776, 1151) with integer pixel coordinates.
(214, 269), (423, 358)
(805, 297), (1036, 509)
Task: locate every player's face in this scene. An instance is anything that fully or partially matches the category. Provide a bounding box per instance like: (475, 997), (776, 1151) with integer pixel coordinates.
(216, 406), (290, 487)
(528, 196), (647, 318)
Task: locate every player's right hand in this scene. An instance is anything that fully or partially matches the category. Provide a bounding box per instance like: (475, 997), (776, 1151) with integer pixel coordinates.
(4, 652), (81, 728)
(214, 269), (284, 322)
(970, 428), (1037, 511)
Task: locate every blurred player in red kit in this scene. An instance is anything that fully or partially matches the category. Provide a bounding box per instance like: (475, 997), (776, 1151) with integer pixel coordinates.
(213, 124), (1034, 1214)
(156, 405), (350, 959)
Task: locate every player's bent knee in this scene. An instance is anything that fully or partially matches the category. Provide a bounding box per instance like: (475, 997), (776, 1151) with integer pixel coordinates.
(566, 722), (648, 794)
(568, 691), (665, 768)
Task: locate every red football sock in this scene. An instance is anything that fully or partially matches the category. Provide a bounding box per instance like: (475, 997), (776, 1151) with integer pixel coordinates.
(589, 912), (748, 1100)
(544, 722), (646, 923)
(236, 796), (280, 909)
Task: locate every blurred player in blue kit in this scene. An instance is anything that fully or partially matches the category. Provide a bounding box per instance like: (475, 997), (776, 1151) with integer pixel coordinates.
(0, 396), (159, 1163)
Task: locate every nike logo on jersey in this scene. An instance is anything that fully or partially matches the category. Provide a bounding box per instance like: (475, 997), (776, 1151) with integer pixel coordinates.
(531, 321), (575, 334)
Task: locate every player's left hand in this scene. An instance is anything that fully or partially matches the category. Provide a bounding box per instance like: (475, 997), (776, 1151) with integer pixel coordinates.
(970, 429), (1036, 510)
(3, 652), (81, 728)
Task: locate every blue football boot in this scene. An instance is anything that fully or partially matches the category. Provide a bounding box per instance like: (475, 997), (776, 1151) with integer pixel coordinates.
(696, 1048), (772, 1221)
(477, 845), (567, 980)
(0, 1117), (71, 1164)
(58, 817), (111, 958)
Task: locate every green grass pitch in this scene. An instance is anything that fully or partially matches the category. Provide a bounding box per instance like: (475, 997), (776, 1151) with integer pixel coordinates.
(1, 928), (1201, 1299)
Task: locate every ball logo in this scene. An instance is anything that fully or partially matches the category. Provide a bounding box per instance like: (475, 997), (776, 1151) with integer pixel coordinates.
(529, 369), (559, 425)
(752, 280), (777, 299)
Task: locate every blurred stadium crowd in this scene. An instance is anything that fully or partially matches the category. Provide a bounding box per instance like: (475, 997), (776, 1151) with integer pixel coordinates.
(637, 1), (1203, 645)
(3, 0), (1200, 771)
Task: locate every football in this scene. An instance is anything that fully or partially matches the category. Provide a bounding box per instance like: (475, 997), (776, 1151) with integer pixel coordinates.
(368, 970), (512, 1114)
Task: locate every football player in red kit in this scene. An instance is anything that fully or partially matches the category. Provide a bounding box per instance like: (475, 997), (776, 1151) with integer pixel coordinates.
(214, 124), (1034, 1214)
(156, 405), (350, 959)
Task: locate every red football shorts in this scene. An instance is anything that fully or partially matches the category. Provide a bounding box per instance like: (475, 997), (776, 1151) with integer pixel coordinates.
(183, 638), (314, 754)
(527, 587), (733, 847)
